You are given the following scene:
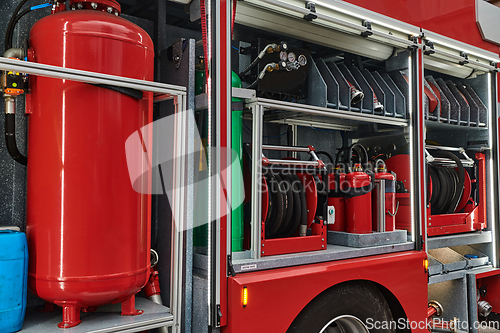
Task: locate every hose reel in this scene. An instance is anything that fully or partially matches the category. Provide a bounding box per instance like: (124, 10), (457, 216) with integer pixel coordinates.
(426, 146), (471, 215)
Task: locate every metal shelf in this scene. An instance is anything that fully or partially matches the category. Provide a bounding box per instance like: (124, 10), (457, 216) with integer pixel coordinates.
(232, 242), (415, 274)
(21, 297), (172, 333)
(425, 120), (488, 132)
(427, 231), (492, 250)
(246, 98), (409, 129)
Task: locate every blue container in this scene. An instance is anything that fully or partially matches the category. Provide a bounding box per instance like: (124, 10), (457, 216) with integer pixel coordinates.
(0, 230), (28, 333)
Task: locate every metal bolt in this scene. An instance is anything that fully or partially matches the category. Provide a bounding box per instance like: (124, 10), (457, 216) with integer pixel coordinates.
(261, 244), (264, 247)
(174, 55), (180, 61)
(77, 3), (83, 9)
(262, 251), (264, 254)
(114, 12), (119, 16)
(91, 2), (98, 9)
(322, 238), (324, 241)
(322, 245), (324, 248)
(71, 6), (75, 10)
(107, 6), (113, 13)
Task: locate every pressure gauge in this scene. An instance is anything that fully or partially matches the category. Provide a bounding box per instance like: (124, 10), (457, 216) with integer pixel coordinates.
(298, 54), (307, 66)
(280, 51), (288, 62)
(287, 52), (296, 62)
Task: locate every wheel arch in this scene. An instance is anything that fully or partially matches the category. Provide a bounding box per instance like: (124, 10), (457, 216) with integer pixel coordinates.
(287, 279), (410, 333)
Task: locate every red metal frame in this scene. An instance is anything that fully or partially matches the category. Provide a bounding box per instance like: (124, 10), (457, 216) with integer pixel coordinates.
(427, 153), (487, 236)
(260, 173), (327, 257)
(260, 220), (327, 257)
(475, 270), (500, 314)
(219, 1), (499, 331)
(223, 251), (428, 333)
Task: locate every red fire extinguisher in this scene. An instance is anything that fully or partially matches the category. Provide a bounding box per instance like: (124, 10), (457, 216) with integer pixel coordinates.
(372, 160), (398, 232)
(343, 144), (373, 234)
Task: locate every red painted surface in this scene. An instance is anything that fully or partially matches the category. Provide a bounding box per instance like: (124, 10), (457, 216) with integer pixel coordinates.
(344, 168), (372, 234)
(26, 8), (153, 324)
(297, 173), (317, 229)
(347, 0), (499, 53)
(260, 220), (326, 257)
(224, 251), (428, 333)
(478, 273), (500, 313)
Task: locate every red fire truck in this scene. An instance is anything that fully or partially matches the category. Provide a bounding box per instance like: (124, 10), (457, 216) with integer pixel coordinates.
(2, 1), (500, 333)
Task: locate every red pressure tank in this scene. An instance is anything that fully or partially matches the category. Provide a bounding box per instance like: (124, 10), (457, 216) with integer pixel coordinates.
(344, 163), (372, 234)
(25, 0), (153, 328)
(372, 161), (397, 232)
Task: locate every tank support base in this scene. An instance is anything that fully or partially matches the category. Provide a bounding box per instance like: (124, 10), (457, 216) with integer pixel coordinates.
(56, 301), (81, 328)
(121, 294), (143, 316)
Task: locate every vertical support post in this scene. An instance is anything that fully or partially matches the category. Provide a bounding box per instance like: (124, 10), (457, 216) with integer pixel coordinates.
(374, 179), (386, 232)
(251, 104), (263, 259)
(291, 124), (298, 159)
(171, 93), (187, 333)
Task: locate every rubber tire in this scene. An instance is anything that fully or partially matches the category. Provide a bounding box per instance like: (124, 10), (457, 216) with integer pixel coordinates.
(287, 281), (396, 333)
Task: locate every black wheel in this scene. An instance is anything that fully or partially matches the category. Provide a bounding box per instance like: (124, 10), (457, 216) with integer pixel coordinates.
(287, 281), (396, 333)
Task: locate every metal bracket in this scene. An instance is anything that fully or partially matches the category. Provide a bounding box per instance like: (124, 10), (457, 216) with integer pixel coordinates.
(407, 35), (419, 51)
(227, 254), (236, 277)
(216, 305), (222, 326)
(360, 20), (373, 37)
(459, 51), (469, 65)
(423, 40), (435, 55)
(303, 1), (317, 21)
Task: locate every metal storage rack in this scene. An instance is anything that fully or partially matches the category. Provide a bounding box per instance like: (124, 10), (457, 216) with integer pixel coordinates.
(230, 86), (417, 273)
(0, 57), (187, 332)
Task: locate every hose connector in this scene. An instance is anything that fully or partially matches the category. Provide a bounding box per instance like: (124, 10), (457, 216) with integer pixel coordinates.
(4, 95), (15, 114)
(428, 300), (444, 318)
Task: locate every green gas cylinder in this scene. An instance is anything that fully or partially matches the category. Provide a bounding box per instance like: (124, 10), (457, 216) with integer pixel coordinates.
(231, 71), (244, 252)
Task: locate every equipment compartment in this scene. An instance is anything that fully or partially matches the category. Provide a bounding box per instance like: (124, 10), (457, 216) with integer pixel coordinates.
(231, 14), (420, 270)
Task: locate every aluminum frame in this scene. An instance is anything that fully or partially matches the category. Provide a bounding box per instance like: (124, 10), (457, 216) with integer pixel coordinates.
(245, 95), (413, 259)
(0, 57), (187, 332)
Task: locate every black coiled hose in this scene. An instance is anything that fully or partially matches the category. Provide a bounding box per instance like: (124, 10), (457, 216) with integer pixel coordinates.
(429, 150), (464, 214)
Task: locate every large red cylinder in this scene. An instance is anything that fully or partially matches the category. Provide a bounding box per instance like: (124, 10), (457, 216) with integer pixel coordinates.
(25, 7), (153, 315)
(344, 164), (372, 234)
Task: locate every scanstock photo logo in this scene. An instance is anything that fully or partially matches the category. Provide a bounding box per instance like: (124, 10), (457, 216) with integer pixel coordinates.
(124, 110), (245, 230)
(365, 318), (500, 331)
